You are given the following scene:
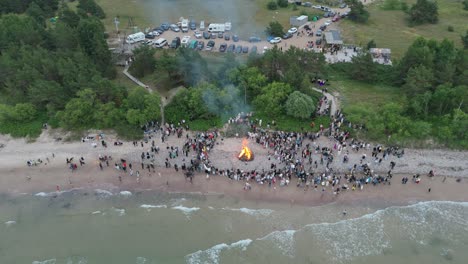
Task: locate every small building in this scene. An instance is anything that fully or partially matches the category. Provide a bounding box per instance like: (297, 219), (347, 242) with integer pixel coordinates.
(290, 15), (308, 27)
(323, 30), (343, 47)
(369, 48), (392, 65)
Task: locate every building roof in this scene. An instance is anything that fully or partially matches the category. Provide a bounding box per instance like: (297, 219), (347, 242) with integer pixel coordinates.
(324, 30), (343, 45)
(369, 48), (391, 55)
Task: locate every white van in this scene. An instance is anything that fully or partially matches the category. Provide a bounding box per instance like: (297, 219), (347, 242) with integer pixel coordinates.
(199, 20), (205, 31)
(154, 38), (167, 48)
(126, 32), (145, 44)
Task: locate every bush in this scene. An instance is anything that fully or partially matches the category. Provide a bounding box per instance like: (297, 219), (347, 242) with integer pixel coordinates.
(277, 0), (289, 8)
(408, 0), (438, 25)
(267, 1), (278, 10)
(447, 25), (454, 32)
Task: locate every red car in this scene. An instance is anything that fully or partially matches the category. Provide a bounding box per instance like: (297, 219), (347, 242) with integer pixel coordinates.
(332, 15), (340, 22)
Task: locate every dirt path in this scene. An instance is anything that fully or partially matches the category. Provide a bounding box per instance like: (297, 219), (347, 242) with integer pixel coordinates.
(312, 87), (340, 117)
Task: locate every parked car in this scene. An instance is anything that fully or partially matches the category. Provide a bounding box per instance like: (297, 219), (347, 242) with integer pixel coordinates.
(160, 23), (170, 31)
(189, 20), (196, 30)
(170, 24), (180, 32)
(219, 43), (227, 52)
(218, 32), (224, 38)
(332, 15), (340, 22)
(227, 44), (235, 53)
(249, 36), (261, 43)
(197, 40), (204, 50)
(288, 27), (298, 34)
(145, 32), (158, 39)
(206, 40), (215, 50)
(189, 40), (198, 49)
(315, 38), (322, 46)
(320, 25), (327, 31)
(181, 36), (191, 47)
(203, 31), (210, 39)
(282, 33), (293, 39)
(339, 3), (347, 8)
(242, 46), (249, 53)
(224, 34), (230, 41)
(304, 25), (311, 31)
(232, 35), (239, 42)
(210, 33), (217, 39)
(269, 37), (281, 44)
(303, 2), (312, 7)
(324, 20), (332, 26)
(170, 37), (180, 49)
(194, 31), (202, 39)
(153, 27), (164, 35)
(341, 12), (349, 18)
(251, 46), (257, 54)
(235, 45), (242, 53)
(316, 30), (322, 37)
(323, 12), (331, 18)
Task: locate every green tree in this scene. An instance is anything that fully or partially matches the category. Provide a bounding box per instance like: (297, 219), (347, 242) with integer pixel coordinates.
(349, 52), (377, 82)
(57, 89), (98, 129)
(462, 30), (468, 49)
(26, 2), (46, 26)
(254, 82), (292, 117)
(408, 0), (438, 25)
(462, 0), (468, 10)
(285, 91), (315, 119)
(77, 17), (115, 78)
(266, 21), (284, 36)
(345, 0), (370, 23)
(124, 87), (161, 126)
(267, 1), (278, 10)
(277, 0), (288, 8)
(366, 39), (376, 50)
(129, 45), (156, 78)
(404, 65), (434, 96)
(77, 0), (105, 18)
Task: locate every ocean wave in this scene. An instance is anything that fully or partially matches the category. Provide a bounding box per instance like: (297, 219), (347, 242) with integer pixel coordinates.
(186, 201), (468, 263)
(222, 207), (274, 217)
(186, 239), (253, 264)
(119, 191), (132, 196)
(34, 188), (82, 197)
(94, 189), (113, 197)
(113, 208), (126, 216)
(66, 256), (88, 264)
(171, 206), (200, 217)
(135, 257), (147, 264)
(5, 220), (16, 226)
(140, 204), (167, 210)
(32, 259), (56, 264)
(91, 211), (102, 215)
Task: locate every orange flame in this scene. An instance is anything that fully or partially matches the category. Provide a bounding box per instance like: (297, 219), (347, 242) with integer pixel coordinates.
(238, 139), (253, 161)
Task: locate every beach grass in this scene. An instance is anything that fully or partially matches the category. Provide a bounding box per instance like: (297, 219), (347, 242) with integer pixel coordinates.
(339, 0), (468, 58)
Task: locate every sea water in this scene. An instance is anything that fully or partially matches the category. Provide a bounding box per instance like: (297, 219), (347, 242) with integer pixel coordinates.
(0, 190), (467, 264)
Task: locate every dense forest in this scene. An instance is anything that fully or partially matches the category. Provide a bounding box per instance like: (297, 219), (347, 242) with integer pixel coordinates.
(0, 0), (160, 138)
(0, 0), (467, 149)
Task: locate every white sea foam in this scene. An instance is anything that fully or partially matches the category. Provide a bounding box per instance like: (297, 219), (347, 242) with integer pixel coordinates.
(66, 256), (88, 264)
(186, 239), (253, 264)
(258, 229), (297, 258)
(172, 206), (200, 217)
(186, 201), (468, 263)
(34, 192), (59, 197)
(135, 257), (147, 264)
(223, 207), (274, 217)
(140, 204), (167, 211)
(113, 208), (126, 216)
(5, 220), (16, 226)
(91, 211), (102, 215)
(32, 259), (56, 264)
(94, 189), (113, 197)
(119, 191), (132, 196)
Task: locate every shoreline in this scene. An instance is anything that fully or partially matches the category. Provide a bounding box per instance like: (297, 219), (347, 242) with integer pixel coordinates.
(1, 131), (467, 208)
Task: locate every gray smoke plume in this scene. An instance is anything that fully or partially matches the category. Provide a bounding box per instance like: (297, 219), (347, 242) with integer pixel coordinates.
(202, 84), (251, 121)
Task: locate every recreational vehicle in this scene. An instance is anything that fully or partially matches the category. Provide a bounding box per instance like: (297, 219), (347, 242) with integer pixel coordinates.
(126, 32), (145, 44)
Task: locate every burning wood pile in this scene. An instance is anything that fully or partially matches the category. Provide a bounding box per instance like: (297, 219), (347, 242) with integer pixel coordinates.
(238, 139), (254, 161)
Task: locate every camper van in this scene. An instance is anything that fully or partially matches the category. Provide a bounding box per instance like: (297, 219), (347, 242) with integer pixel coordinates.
(180, 18), (189, 32)
(126, 32), (145, 44)
(199, 20), (205, 31)
(207, 23), (225, 33)
(154, 38), (167, 48)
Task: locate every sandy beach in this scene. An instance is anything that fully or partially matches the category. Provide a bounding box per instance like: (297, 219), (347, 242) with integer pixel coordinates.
(0, 129), (467, 207)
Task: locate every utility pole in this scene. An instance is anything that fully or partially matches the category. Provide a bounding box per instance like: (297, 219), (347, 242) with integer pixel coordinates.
(114, 16), (120, 34)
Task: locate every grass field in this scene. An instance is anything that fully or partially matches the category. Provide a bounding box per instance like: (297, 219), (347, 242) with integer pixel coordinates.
(327, 77), (404, 109)
(340, 0), (468, 58)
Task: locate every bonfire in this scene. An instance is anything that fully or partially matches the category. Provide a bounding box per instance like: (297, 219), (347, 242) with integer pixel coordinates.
(238, 139), (254, 161)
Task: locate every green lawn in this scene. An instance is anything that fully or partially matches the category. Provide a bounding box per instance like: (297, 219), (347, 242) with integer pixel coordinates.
(95, 0), (151, 34)
(339, 0), (468, 58)
(327, 77), (404, 110)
